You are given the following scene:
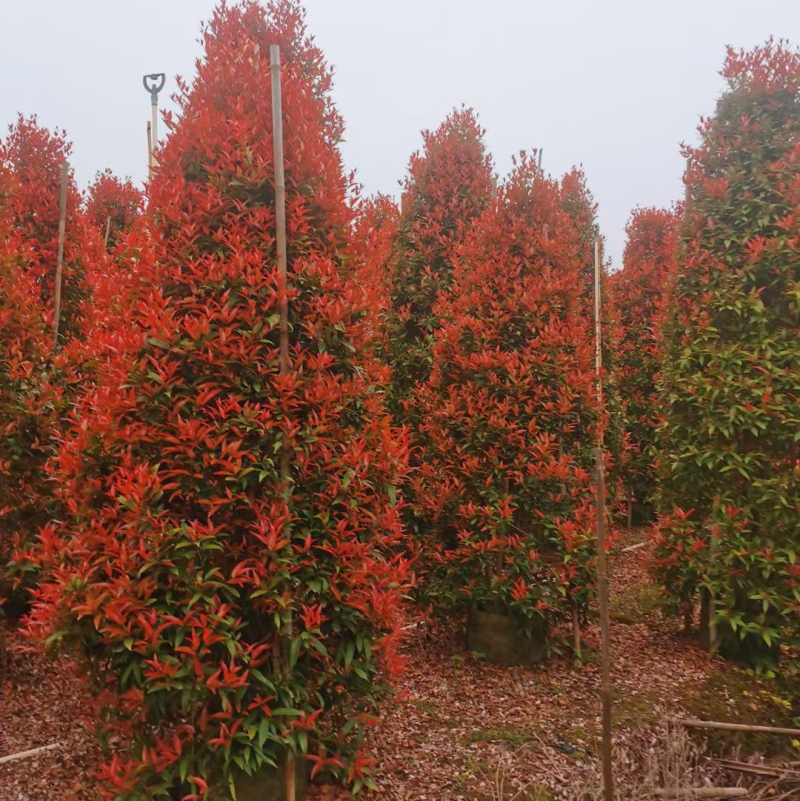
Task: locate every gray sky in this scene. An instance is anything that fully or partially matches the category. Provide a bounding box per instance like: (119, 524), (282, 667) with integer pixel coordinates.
(1, 0), (797, 266)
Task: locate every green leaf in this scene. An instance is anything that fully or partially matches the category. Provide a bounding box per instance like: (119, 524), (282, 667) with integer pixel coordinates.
(289, 636), (301, 669)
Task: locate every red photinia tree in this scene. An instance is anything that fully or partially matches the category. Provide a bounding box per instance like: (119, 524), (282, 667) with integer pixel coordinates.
(85, 169), (144, 250)
(0, 164), (51, 608)
(610, 207), (678, 520)
(0, 118), (105, 612)
(384, 107), (494, 419)
(413, 154), (598, 639)
(655, 40), (799, 666)
(0, 115), (103, 338)
(21, 2), (410, 797)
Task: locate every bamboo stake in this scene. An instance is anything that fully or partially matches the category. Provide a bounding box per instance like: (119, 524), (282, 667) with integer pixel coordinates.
(676, 719), (800, 737)
(572, 602), (582, 659)
(270, 43), (295, 801)
(621, 541), (647, 553)
(53, 162), (69, 340)
(151, 92), (159, 156)
(627, 490), (633, 529)
(0, 742), (60, 765)
(678, 159), (695, 632)
(594, 234), (614, 801)
(713, 758), (790, 778)
(683, 156), (693, 213)
(708, 553), (718, 652)
(143, 73), (165, 173)
(103, 215), (112, 248)
(685, 157), (713, 651)
(683, 155), (718, 654)
(147, 121), (153, 181)
(270, 49), (289, 377)
(655, 790), (747, 799)
(683, 604), (693, 634)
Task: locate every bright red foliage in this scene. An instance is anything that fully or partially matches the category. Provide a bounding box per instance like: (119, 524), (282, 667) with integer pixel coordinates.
(0, 164), (51, 569)
(413, 154), (598, 635)
(22, 1), (410, 796)
(0, 116), (103, 337)
(85, 169), (144, 250)
(350, 193), (399, 338)
(0, 118), (105, 610)
(611, 207), (678, 518)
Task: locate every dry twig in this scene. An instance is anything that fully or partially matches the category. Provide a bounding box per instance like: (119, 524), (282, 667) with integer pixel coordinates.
(0, 742), (60, 765)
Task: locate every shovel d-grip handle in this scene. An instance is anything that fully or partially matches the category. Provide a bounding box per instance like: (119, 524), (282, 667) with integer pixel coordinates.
(142, 73), (166, 102)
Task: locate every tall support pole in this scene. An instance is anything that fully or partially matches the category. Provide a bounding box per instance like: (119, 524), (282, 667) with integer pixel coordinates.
(270, 48), (289, 374)
(146, 122), (153, 181)
(537, 148), (543, 172)
(143, 73), (165, 175)
(683, 157), (716, 654)
(53, 162), (69, 341)
(594, 235), (614, 801)
(151, 93), (158, 152)
(270, 43), (295, 801)
(572, 603), (582, 659)
(683, 156), (693, 213)
(103, 215), (112, 249)
(627, 490), (633, 529)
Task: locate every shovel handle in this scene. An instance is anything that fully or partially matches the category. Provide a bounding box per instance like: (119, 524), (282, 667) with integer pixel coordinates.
(142, 73), (166, 100)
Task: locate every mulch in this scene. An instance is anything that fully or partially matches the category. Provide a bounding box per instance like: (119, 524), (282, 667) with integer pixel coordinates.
(0, 533), (731, 800)
(0, 627), (107, 801)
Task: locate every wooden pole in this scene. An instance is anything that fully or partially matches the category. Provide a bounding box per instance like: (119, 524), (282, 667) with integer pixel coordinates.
(655, 790), (747, 799)
(684, 155), (717, 654)
(594, 234), (614, 801)
(53, 162), (69, 341)
(270, 47), (289, 377)
(0, 742), (61, 765)
(681, 156), (705, 644)
(143, 74), (165, 174)
(103, 215), (112, 248)
(147, 121), (153, 181)
(572, 602), (582, 659)
(621, 541), (647, 554)
(270, 43), (295, 801)
(627, 490), (633, 529)
(151, 92), (159, 155)
(676, 718), (800, 737)
(683, 156), (693, 213)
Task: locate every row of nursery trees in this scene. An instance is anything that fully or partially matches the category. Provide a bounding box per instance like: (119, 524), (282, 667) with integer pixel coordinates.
(0, 0), (796, 794)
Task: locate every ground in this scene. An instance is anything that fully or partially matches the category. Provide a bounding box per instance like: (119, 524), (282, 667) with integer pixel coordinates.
(355, 533), (721, 800)
(1, 530), (796, 800)
(0, 635), (106, 800)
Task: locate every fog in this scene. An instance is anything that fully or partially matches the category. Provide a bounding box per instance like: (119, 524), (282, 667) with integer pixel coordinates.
(1, 0), (797, 265)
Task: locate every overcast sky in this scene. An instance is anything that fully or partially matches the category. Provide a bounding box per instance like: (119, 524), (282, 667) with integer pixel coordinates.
(1, 0), (797, 266)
